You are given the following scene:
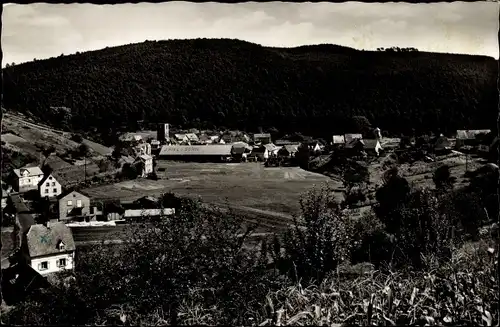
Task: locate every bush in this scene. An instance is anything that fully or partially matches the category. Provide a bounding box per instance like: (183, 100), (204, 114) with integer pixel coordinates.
(71, 134), (84, 143)
(273, 185), (354, 285)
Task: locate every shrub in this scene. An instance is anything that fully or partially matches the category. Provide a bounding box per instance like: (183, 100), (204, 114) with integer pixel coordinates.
(71, 134), (84, 143)
(273, 184), (354, 285)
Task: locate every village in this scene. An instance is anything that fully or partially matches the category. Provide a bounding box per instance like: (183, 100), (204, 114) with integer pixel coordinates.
(0, 115), (497, 303)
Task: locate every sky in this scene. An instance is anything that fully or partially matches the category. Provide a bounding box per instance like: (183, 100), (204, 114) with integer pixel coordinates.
(2, 1), (499, 67)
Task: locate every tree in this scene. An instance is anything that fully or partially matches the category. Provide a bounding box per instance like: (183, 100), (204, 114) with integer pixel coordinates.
(76, 143), (90, 158)
(41, 146), (56, 165)
(4, 197), (275, 326)
(71, 134), (84, 143)
(350, 116), (372, 136)
(432, 164), (454, 191)
(273, 185), (354, 285)
(41, 163), (53, 176)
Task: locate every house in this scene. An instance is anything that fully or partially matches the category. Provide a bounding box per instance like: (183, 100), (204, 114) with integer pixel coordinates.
(174, 134), (189, 143)
(20, 222), (76, 276)
(344, 134), (363, 144)
(150, 139), (161, 151)
(434, 135), (452, 154)
(1, 262), (52, 305)
(362, 139), (384, 156)
(332, 135), (346, 146)
(120, 196), (175, 222)
(119, 133), (143, 143)
(231, 142), (253, 160)
(135, 142), (152, 155)
(157, 123), (170, 143)
(11, 194), (36, 250)
(456, 129), (491, 148)
(250, 145), (269, 161)
(58, 190), (91, 221)
(11, 166), (44, 193)
(38, 174), (62, 199)
(278, 144), (299, 158)
(253, 133), (272, 145)
(159, 145), (233, 162)
(264, 143), (280, 157)
(307, 141), (322, 153)
(185, 133), (199, 143)
(135, 154), (154, 177)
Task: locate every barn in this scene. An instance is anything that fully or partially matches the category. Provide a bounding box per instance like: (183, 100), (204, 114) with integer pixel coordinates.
(158, 145), (233, 162)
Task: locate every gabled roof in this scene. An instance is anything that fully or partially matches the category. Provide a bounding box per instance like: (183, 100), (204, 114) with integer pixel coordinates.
(185, 133), (199, 141)
(231, 142), (252, 155)
(38, 174), (58, 187)
(57, 190), (89, 201)
(26, 223), (76, 258)
(282, 144), (299, 153)
(345, 138), (364, 149)
(13, 166), (43, 178)
(174, 134), (187, 140)
(137, 154), (153, 161)
(264, 143), (278, 152)
(11, 194), (35, 234)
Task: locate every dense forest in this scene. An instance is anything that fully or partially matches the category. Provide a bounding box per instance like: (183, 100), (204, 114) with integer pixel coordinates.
(3, 39), (498, 143)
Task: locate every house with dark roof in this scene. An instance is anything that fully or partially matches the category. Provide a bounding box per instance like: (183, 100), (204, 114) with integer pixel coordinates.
(19, 222), (76, 276)
(10, 194), (36, 251)
(10, 166), (44, 193)
(38, 174), (62, 199)
(1, 262), (52, 305)
(278, 144), (299, 158)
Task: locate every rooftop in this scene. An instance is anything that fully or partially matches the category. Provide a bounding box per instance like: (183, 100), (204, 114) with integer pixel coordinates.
(26, 222), (76, 258)
(159, 144), (233, 156)
(13, 166), (43, 178)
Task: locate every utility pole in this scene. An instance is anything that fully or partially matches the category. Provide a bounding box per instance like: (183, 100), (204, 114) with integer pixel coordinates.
(84, 154), (87, 183)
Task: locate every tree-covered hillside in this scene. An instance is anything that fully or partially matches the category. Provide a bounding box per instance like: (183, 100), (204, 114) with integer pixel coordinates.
(3, 39), (498, 141)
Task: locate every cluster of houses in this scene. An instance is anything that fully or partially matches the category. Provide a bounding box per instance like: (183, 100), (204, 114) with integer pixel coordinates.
(1, 163), (176, 287)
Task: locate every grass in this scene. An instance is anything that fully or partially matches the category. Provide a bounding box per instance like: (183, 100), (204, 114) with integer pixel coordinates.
(81, 161), (338, 216)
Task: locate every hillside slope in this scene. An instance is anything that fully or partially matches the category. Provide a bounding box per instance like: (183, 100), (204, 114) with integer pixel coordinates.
(3, 39), (498, 140)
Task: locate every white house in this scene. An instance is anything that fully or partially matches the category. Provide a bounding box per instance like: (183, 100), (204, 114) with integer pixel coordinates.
(38, 174), (62, 198)
(11, 166), (44, 193)
(135, 154), (153, 177)
(22, 222), (76, 276)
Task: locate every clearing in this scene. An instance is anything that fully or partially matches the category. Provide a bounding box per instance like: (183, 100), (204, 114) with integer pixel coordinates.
(81, 162), (338, 215)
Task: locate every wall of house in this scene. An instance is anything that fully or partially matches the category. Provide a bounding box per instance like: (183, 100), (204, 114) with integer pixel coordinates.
(39, 179), (62, 198)
(59, 193), (91, 220)
(18, 175), (44, 192)
(144, 159), (153, 174)
(30, 252), (75, 276)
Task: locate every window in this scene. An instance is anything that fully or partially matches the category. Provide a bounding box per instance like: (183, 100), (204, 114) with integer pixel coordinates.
(28, 179), (31, 183)
(39, 261), (49, 270)
(58, 259), (67, 267)
(45, 189), (49, 194)
(46, 182), (50, 186)
(53, 188), (57, 193)
(59, 242), (65, 250)
(49, 176), (53, 180)
(52, 182), (56, 186)
(76, 200), (82, 208)
(67, 200), (73, 206)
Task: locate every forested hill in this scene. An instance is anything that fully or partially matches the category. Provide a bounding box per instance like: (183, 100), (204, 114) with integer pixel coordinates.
(3, 38), (498, 140)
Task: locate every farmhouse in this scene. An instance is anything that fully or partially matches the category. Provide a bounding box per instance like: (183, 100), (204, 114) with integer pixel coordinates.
(231, 142), (253, 161)
(11, 166), (44, 193)
(250, 145), (270, 161)
(119, 133), (143, 143)
(20, 222), (76, 276)
(135, 154), (154, 177)
(174, 134), (189, 143)
(185, 133), (199, 143)
(253, 133), (272, 145)
(159, 144), (233, 162)
(58, 190), (93, 221)
(38, 174), (62, 198)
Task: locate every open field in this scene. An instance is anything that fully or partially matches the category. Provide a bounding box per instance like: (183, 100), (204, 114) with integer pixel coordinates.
(81, 162), (339, 216)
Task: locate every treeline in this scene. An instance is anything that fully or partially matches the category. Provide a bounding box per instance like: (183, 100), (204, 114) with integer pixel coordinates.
(2, 39), (497, 144)
(3, 164), (498, 325)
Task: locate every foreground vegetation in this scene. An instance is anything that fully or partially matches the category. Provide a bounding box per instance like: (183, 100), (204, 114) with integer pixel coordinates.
(2, 163), (499, 326)
(3, 39), (497, 143)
